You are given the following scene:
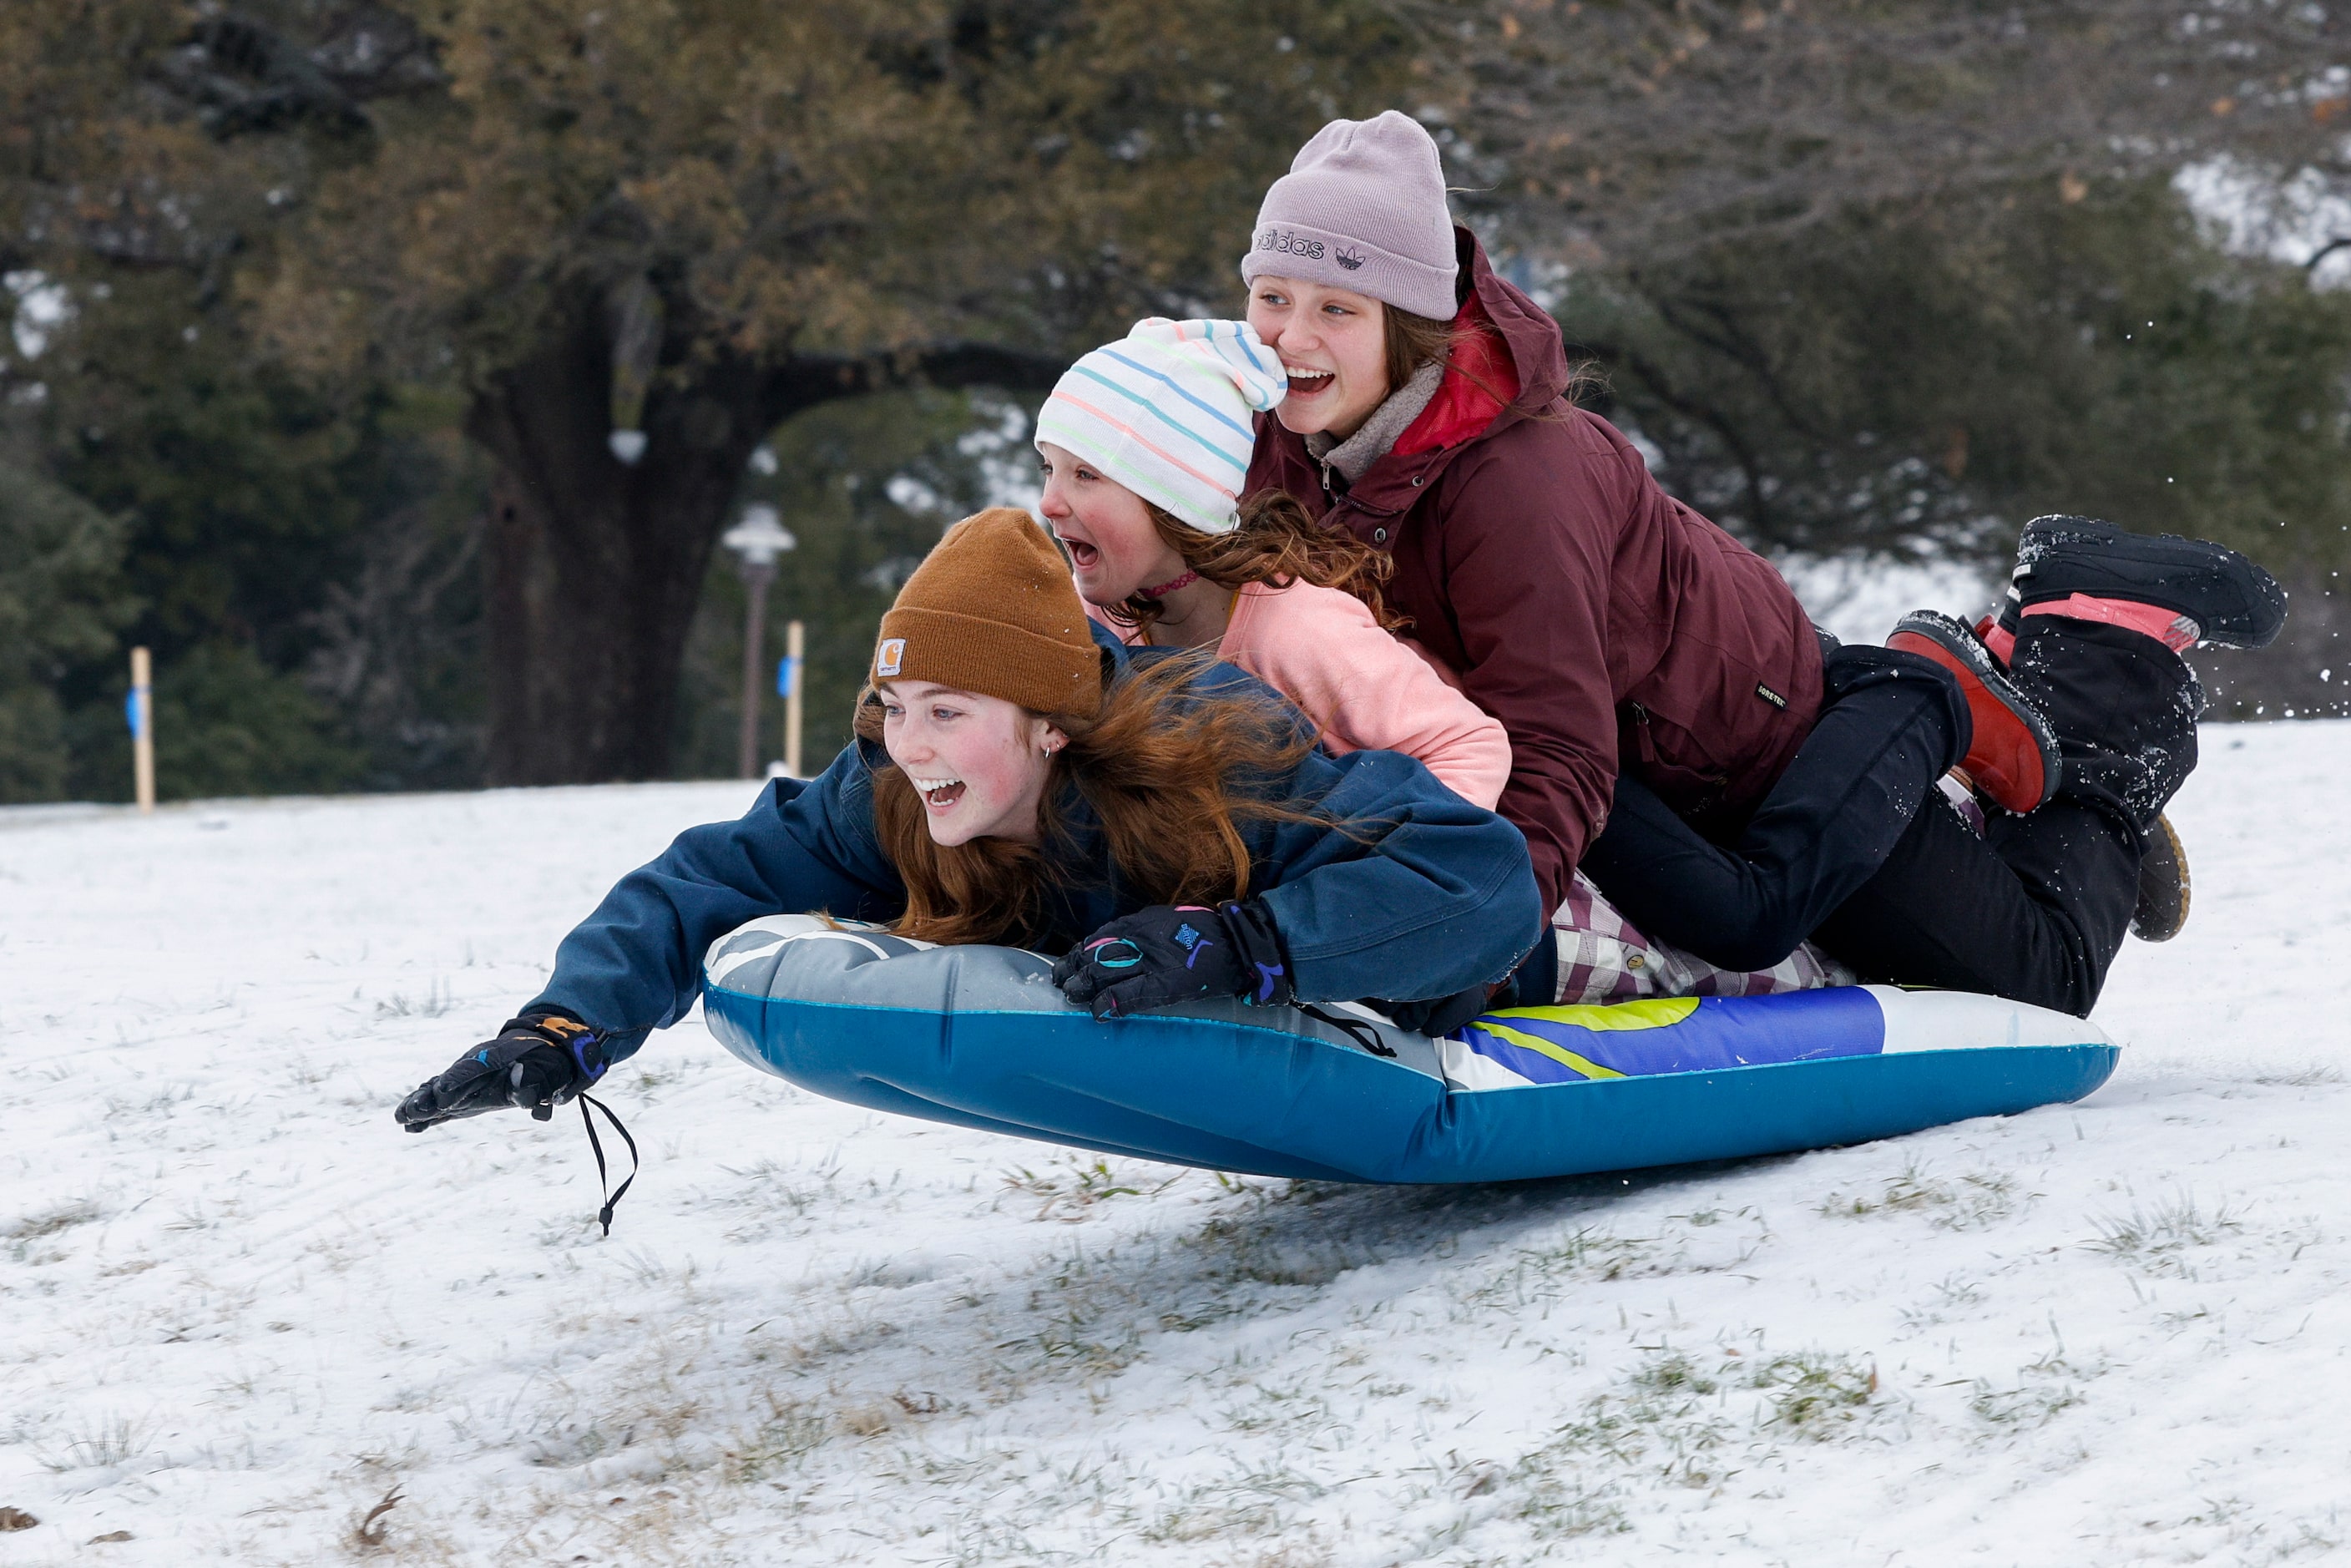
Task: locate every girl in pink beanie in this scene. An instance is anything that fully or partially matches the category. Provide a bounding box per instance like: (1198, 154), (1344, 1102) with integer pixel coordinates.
(1034, 317), (1510, 810)
(1240, 111), (2257, 1024)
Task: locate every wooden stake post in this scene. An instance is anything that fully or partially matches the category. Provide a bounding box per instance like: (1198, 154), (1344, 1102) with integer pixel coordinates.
(130, 645), (155, 813)
(782, 620), (805, 778)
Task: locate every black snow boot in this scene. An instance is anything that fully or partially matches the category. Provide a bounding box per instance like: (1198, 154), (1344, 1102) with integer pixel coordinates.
(2005, 616), (2204, 846)
(1990, 515), (2288, 652)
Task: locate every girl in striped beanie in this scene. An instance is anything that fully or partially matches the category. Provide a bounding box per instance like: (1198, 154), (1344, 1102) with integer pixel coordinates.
(1034, 319), (1509, 811)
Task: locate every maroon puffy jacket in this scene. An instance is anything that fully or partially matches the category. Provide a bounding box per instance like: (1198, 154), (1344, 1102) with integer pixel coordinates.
(1245, 230), (1823, 915)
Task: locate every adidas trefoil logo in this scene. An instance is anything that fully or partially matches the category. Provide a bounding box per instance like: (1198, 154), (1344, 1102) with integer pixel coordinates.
(1333, 246), (1366, 271)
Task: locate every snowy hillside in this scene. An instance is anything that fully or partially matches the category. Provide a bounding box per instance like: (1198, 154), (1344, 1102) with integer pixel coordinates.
(2, 721), (2346, 1567)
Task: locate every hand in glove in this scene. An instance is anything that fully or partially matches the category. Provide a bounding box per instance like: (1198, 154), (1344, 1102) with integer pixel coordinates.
(393, 1011), (609, 1132)
(1053, 901), (1293, 1020)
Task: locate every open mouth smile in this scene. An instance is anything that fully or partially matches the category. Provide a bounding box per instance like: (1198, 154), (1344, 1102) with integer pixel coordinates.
(908, 775), (968, 809)
(1282, 363), (1335, 398)
(1055, 533), (1101, 571)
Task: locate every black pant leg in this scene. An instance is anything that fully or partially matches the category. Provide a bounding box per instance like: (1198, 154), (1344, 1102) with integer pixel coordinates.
(1807, 792), (2141, 1016)
(1809, 618), (2192, 1016)
(1582, 645), (1964, 972)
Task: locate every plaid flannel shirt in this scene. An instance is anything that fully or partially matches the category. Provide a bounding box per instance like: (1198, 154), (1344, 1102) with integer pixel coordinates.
(1545, 872), (1857, 1004)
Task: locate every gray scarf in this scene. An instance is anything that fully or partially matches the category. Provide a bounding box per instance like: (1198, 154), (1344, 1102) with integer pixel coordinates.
(1303, 360), (1446, 487)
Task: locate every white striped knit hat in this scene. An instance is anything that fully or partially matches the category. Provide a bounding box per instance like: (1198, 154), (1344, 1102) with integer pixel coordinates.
(1032, 318), (1287, 535)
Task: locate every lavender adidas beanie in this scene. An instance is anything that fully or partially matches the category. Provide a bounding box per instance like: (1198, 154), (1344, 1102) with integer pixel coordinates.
(1240, 111), (1459, 321)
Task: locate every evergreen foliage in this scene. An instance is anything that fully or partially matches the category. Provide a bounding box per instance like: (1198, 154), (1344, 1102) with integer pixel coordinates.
(7, 2), (2351, 802)
(0, 462), (132, 802)
(1567, 180), (2351, 566)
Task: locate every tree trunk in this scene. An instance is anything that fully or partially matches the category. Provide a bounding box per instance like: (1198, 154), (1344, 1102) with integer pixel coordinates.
(467, 296), (771, 785)
(464, 294), (1059, 787)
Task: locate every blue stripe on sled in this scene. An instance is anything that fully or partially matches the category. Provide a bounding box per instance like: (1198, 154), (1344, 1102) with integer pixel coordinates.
(1467, 988), (1888, 1082)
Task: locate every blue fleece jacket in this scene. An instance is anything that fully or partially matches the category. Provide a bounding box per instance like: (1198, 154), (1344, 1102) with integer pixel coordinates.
(528, 645), (1542, 1060)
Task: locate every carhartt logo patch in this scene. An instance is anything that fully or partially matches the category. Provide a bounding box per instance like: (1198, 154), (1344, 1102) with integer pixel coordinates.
(1755, 682), (1787, 710)
(876, 638), (906, 677)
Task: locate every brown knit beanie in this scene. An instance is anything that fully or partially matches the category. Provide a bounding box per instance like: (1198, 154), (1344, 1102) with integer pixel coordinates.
(871, 508), (1103, 717)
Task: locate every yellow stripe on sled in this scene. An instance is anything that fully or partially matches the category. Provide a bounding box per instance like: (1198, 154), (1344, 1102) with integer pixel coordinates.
(1488, 996), (1702, 1033)
(1470, 1021), (1627, 1080)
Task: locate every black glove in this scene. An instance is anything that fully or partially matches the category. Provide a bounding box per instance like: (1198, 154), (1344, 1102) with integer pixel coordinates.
(1373, 984), (1496, 1038)
(1053, 901), (1294, 1020)
(393, 1011), (610, 1133)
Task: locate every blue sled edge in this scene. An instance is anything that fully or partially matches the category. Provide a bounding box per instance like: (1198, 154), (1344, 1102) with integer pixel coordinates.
(701, 984), (2119, 1185)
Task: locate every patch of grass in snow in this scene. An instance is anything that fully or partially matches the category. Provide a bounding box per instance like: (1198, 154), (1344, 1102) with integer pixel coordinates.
(102, 1082), (195, 1120)
(2086, 1191), (2245, 1274)
(2256, 1512), (2349, 1563)
(1747, 1349), (1880, 1438)
(1819, 1160), (2025, 1230)
(1897, 1272), (1988, 1333)
(36, 1414), (148, 1472)
(3, 1410), (58, 1449)
(999, 1155), (1177, 1222)
(2252, 1063), (2344, 1086)
(1493, 1225), (1658, 1288)
(1180, 1210), (1368, 1289)
(1467, 1343), (1893, 1558)
(371, 979), (455, 1019)
(3, 1196), (101, 1240)
(1139, 1463), (1328, 1546)
(1023, 1302), (1145, 1376)
(1502, 1439), (1636, 1540)
(1468, 1210), (1770, 1311)
(1211, 1542), (1334, 1568)
(1969, 1373), (2086, 1429)
(717, 1393), (830, 1484)
(709, 1152), (847, 1242)
(1500, 1345), (1738, 1513)
(1216, 1377), (1342, 1441)
(1168, 1179), (1406, 1291)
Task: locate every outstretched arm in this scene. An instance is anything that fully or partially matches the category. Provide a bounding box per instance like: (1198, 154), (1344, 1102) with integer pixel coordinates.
(519, 751), (905, 1062)
(396, 747), (905, 1132)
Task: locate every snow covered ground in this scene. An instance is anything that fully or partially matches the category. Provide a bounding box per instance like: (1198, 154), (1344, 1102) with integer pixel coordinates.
(2, 720), (2346, 1567)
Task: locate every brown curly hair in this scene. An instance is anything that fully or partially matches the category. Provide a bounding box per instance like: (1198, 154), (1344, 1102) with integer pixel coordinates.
(1102, 488), (1408, 638)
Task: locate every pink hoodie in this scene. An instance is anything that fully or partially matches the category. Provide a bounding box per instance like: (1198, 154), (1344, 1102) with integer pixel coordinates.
(1087, 579), (1512, 811)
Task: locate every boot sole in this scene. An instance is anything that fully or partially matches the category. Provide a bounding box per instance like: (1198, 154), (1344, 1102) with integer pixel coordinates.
(1888, 609), (2060, 814)
(2015, 514), (2288, 650)
(2131, 812), (2191, 942)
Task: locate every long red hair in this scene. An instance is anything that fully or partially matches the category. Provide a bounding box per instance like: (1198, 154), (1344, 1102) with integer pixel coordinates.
(1103, 488), (1408, 636)
(855, 650), (1324, 948)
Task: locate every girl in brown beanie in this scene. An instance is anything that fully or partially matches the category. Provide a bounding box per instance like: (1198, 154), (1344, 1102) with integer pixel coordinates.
(393, 509), (1544, 1134)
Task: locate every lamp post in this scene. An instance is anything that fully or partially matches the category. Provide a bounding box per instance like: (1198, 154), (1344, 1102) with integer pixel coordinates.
(720, 505), (796, 780)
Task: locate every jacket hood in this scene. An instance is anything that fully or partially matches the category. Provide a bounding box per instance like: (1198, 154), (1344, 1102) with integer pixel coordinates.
(1394, 228), (1570, 455)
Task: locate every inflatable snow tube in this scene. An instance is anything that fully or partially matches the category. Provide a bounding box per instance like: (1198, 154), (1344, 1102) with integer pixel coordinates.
(700, 915), (2120, 1184)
